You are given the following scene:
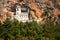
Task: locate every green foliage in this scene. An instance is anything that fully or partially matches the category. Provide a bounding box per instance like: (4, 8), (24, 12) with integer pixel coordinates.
(0, 19), (60, 40)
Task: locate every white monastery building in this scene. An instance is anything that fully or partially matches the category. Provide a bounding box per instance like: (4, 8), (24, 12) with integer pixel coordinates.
(14, 4), (29, 22)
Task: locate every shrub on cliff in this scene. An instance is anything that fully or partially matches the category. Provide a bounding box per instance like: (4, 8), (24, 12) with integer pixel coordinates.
(0, 19), (60, 40)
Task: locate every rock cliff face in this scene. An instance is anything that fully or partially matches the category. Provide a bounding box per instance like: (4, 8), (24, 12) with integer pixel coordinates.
(0, 0), (60, 23)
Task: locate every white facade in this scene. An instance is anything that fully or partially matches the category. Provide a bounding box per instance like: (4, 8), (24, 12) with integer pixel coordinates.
(14, 6), (29, 22)
(16, 7), (21, 15)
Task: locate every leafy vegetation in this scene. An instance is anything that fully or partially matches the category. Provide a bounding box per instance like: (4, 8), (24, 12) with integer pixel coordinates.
(0, 19), (60, 40)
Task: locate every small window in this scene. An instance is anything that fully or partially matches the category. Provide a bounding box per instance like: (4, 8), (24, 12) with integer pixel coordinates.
(17, 8), (19, 11)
